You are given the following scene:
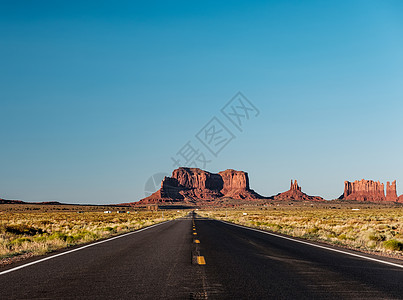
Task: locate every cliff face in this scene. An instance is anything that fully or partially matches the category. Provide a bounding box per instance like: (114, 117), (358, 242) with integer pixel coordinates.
(386, 180), (398, 202)
(273, 180), (324, 202)
(138, 167), (262, 204)
(341, 179), (400, 202)
(218, 169), (254, 199)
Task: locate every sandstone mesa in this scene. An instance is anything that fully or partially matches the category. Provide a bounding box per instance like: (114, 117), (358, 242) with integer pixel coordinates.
(340, 179), (403, 203)
(137, 167), (263, 205)
(1, 169), (402, 205)
(134, 168), (403, 205)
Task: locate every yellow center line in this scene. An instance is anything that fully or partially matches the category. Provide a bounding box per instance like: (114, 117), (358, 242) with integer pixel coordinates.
(193, 232), (197, 235)
(194, 239), (200, 244)
(197, 256), (206, 265)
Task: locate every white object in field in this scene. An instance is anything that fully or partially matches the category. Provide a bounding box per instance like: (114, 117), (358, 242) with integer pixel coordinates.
(243, 213), (247, 215)
(104, 211), (112, 213)
(352, 208), (360, 211)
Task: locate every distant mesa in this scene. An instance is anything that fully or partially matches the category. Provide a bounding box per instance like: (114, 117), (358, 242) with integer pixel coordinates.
(272, 180), (324, 202)
(136, 167), (263, 205)
(0, 198), (24, 204)
(3, 171), (403, 207)
(0, 198), (62, 205)
(340, 179), (403, 203)
(135, 171), (403, 205)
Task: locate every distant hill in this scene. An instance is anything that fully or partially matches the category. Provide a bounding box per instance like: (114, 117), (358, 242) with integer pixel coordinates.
(0, 198), (62, 205)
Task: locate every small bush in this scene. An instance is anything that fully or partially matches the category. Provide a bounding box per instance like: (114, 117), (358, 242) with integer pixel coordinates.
(368, 233), (385, 242)
(10, 238), (31, 246)
(49, 232), (68, 241)
(383, 240), (403, 251)
(5, 225), (44, 236)
(33, 236), (47, 242)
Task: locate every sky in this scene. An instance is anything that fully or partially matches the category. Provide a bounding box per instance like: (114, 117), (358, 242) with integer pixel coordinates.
(1, 1), (403, 204)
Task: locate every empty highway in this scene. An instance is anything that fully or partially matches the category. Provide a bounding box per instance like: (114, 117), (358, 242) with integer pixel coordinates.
(1, 213), (402, 299)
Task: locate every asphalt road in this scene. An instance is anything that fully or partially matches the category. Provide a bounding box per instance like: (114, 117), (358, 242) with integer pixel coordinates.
(0, 213), (402, 299)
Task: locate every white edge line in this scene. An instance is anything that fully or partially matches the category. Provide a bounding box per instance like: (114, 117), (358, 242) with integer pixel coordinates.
(220, 220), (403, 269)
(0, 220), (172, 276)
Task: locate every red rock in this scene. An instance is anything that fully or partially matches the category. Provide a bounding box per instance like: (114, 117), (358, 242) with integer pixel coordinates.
(137, 167), (262, 204)
(273, 180), (324, 202)
(386, 180), (398, 202)
(290, 179), (302, 192)
(218, 169), (257, 199)
(341, 179), (400, 202)
(398, 195), (403, 203)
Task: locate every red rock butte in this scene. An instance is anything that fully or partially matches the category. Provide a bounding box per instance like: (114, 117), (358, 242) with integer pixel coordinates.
(137, 167), (263, 204)
(272, 180), (324, 202)
(340, 179), (403, 203)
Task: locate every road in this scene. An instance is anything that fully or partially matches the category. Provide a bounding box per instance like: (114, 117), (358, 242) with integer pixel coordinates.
(0, 213), (402, 299)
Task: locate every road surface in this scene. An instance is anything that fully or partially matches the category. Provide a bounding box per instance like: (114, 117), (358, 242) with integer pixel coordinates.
(0, 213), (402, 299)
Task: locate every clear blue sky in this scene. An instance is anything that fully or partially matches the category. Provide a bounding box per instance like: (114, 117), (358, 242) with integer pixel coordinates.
(1, 1), (402, 204)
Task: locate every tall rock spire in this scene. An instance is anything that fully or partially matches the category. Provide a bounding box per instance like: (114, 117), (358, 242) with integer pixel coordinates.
(386, 180), (398, 202)
(290, 180), (301, 191)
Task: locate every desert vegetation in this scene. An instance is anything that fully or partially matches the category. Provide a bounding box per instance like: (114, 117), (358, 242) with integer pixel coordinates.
(0, 205), (185, 263)
(200, 207), (403, 256)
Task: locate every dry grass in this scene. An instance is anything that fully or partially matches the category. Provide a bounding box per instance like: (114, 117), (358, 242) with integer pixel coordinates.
(0, 206), (185, 260)
(200, 207), (403, 256)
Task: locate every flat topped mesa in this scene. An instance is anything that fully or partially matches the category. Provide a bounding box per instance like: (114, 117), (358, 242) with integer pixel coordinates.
(341, 179), (401, 202)
(136, 167), (263, 204)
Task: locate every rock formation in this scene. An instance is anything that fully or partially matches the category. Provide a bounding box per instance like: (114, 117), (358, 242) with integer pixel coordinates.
(0, 198), (25, 204)
(341, 179), (401, 202)
(0, 198), (62, 205)
(386, 180), (398, 202)
(290, 179), (301, 192)
(272, 180), (324, 202)
(137, 167), (263, 204)
(342, 179), (385, 202)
